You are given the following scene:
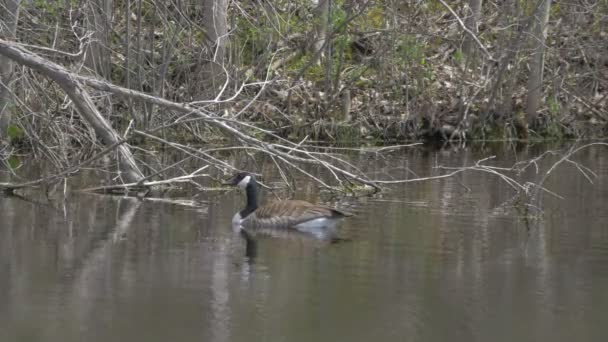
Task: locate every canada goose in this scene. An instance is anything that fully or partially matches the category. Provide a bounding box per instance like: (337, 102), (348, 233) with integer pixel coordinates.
(223, 172), (350, 235)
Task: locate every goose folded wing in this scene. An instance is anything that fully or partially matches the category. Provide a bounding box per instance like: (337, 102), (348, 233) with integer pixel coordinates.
(255, 200), (347, 226)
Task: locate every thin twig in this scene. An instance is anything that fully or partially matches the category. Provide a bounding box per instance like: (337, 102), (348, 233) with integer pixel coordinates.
(437, 0), (496, 62)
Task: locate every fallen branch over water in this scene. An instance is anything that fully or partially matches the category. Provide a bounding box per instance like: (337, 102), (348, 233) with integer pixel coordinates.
(0, 40), (605, 206)
(0, 39), (144, 184)
(80, 167), (210, 194)
(0, 39), (380, 190)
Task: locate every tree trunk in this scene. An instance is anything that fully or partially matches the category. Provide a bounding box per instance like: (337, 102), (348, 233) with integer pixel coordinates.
(201, 0), (229, 93)
(85, 0), (113, 79)
(0, 40), (145, 184)
(497, 0), (519, 119)
(84, 0), (114, 122)
(0, 0), (21, 141)
(462, 0), (483, 61)
(526, 0), (552, 127)
(203, 0), (228, 64)
(312, 0), (330, 59)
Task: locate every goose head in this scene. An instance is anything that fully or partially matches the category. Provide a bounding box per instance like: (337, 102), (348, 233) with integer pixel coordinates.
(223, 172), (255, 189)
(223, 172), (260, 226)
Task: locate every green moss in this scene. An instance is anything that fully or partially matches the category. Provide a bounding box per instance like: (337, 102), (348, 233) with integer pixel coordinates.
(7, 124), (24, 141)
(233, 13), (278, 66)
(397, 36), (426, 64)
(550, 2), (562, 16)
(340, 183), (379, 196)
(540, 120), (564, 139)
(547, 97), (560, 115)
(452, 49), (463, 64)
(366, 7), (385, 29)
(7, 155), (20, 171)
(334, 123), (360, 142)
(470, 123), (510, 140)
(426, 0), (445, 13)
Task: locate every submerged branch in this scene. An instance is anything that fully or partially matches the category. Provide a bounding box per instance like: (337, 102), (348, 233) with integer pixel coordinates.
(81, 172), (210, 194)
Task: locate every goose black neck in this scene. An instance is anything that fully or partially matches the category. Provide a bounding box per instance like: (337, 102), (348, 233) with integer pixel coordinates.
(240, 180), (259, 217)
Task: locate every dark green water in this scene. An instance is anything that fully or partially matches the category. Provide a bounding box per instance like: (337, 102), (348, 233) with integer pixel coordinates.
(1, 144), (607, 341)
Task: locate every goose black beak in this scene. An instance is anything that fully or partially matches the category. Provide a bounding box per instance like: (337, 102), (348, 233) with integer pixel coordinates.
(222, 175), (238, 186)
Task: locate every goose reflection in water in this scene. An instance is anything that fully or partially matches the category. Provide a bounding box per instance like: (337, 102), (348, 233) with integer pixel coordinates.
(237, 224), (349, 263)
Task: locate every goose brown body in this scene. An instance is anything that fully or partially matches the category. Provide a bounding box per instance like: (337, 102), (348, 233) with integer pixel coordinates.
(242, 200), (348, 229)
(224, 172), (350, 233)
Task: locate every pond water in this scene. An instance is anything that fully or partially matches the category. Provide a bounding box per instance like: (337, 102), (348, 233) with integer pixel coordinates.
(1, 143), (607, 342)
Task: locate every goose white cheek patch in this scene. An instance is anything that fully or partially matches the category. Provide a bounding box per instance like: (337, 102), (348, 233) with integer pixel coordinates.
(237, 175), (251, 189)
